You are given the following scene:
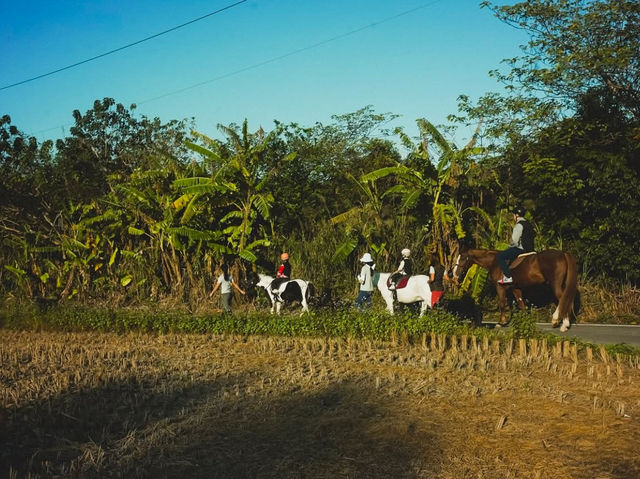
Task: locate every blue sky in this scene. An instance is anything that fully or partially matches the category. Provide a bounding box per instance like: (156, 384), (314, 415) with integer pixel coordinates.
(0, 0), (527, 145)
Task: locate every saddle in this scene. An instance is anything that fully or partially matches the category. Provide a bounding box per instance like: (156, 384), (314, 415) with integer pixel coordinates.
(387, 276), (410, 289)
(510, 251), (536, 270)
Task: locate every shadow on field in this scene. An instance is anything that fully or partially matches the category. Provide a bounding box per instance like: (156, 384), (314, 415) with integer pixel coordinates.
(1, 374), (241, 477)
(2, 374), (436, 478)
(166, 381), (435, 478)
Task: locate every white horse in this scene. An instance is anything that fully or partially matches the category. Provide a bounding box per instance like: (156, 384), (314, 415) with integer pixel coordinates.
(253, 273), (313, 315)
(376, 273), (432, 317)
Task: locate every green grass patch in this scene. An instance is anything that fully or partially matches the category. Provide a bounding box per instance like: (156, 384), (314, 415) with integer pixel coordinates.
(2, 302), (639, 357)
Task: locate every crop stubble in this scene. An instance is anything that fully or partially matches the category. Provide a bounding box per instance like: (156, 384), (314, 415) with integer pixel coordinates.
(1, 330), (639, 478)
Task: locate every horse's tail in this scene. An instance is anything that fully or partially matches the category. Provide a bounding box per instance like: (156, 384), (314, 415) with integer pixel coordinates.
(558, 252), (578, 320)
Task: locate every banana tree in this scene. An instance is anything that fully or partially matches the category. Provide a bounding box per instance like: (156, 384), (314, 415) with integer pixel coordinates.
(330, 172), (391, 264)
(174, 121), (295, 265)
(366, 119), (486, 270)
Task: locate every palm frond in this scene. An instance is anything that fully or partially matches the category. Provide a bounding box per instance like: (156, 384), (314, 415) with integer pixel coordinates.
(417, 118), (456, 152)
(238, 249), (257, 263)
(361, 166), (403, 182)
(167, 227), (223, 242)
(252, 193), (273, 219)
(330, 207), (362, 225)
(185, 141), (222, 162)
(220, 210), (244, 223)
(179, 194), (201, 225)
(332, 237), (358, 263)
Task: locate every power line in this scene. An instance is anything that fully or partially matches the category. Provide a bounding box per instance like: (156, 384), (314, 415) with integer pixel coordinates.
(138, 0), (444, 105)
(0, 0), (248, 92)
(28, 0), (445, 139)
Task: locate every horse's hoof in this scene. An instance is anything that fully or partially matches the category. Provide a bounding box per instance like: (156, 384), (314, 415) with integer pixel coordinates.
(560, 319), (570, 332)
(551, 321), (560, 328)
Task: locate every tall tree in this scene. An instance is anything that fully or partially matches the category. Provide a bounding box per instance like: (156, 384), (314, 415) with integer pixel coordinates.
(54, 98), (189, 204)
(457, 0), (640, 282)
(175, 120), (296, 263)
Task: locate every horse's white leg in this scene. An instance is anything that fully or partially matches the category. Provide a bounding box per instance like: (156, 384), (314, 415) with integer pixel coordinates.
(276, 302), (282, 315)
(270, 302), (275, 314)
(551, 306), (560, 327)
(379, 288), (394, 314)
(386, 299), (394, 315)
(419, 301), (427, 317)
(560, 317), (571, 332)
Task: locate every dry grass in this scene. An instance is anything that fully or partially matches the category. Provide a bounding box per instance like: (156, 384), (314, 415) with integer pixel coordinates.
(1, 330), (640, 478)
(579, 282), (640, 324)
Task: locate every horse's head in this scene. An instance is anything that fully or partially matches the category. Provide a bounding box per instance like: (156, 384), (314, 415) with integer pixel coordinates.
(452, 249), (471, 283)
(255, 273), (273, 289)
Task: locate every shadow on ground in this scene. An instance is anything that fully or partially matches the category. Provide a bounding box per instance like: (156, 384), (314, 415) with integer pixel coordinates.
(2, 372), (438, 478)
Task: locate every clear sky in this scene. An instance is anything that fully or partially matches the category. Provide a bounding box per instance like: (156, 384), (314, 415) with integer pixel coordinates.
(0, 0), (528, 145)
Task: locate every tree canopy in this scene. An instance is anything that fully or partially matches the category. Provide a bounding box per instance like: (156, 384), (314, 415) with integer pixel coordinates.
(2, 0), (639, 305)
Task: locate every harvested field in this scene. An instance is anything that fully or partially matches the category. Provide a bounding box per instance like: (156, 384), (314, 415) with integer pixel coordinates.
(1, 330), (640, 478)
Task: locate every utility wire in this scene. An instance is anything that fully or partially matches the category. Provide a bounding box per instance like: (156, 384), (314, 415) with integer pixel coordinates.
(138, 0), (444, 105)
(0, 0), (248, 91)
(29, 0), (444, 138)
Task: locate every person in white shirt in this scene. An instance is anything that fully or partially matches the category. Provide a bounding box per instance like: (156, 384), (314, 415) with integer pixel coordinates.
(209, 263), (245, 312)
(388, 248), (412, 290)
(355, 252), (375, 310)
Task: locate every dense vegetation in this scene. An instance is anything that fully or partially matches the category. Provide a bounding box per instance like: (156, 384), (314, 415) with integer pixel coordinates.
(2, 0), (639, 314)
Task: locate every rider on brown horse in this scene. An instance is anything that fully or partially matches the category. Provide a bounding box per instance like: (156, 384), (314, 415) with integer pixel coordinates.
(497, 206), (535, 285)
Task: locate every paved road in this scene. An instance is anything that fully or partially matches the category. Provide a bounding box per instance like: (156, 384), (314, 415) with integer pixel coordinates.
(535, 323), (640, 347)
(483, 322), (640, 347)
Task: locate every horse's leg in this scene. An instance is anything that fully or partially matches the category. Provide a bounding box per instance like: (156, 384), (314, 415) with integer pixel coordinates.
(496, 287), (508, 326)
(512, 289), (526, 311)
(301, 284), (309, 313)
(551, 305), (560, 327)
(381, 289), (394, 314)
(419, 300), (427, 317)
(386, 298), (394, 315)
(276, 302), (282, 315)
(558, 253), (577, 332)
(550, 281), (565, 328)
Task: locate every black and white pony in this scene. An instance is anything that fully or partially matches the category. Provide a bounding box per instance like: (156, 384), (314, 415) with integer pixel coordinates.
(253, 273), (313, 314)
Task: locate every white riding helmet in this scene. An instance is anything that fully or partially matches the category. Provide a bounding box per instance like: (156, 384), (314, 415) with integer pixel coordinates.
(360, 253), (373, 263)
(401, 248), (411, 258)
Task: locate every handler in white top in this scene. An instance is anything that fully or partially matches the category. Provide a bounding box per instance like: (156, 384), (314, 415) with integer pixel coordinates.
(209, 263), (245, 312)
(355, 252), (375, 310)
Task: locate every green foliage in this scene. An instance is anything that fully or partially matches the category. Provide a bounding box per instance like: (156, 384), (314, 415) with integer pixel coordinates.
(0, 304), (471, 340)
(508, 311), (540, 339)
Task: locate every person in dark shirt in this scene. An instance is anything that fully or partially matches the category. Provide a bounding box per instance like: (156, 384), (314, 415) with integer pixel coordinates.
(497, 206), (535, 284)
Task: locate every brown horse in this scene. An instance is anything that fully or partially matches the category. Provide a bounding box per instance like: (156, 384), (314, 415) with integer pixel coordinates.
(453, 248), (578, 331)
